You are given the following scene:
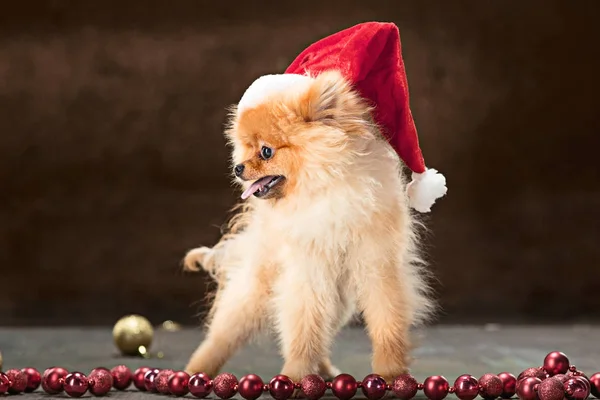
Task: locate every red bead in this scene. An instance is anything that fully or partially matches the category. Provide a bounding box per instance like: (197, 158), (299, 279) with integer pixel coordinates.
(423, 376), (450, 400)
(42, 367), (69, 394)
(63, 372), (88, 398)
(553, 374), (568, 383)
(0, 373), (10, 394)
(516, 377), (542, 400)
(568, 371), (589, 380)
(579, 376), (591, 392)
(538, 377), (565, 400)
(453, 374), (479, 400)
(213, 372), (239, 399)
(392, 374), (419, 400)
(361, 374), (387, 400)
(21, 367), (42, 392)
(143, 368), (161, 392)
(479, 373), (504, 399)
(543, 352), (570, 376)
(498, 372), (517, 398)
(269, 374), (295, 400)
(519, 368), (547, 381)
(5, 369), (27, 394)
(331, 374), (358, 400)
(167, 371), (190, 397)
(589, 373), (600, 398)
(110, 365), (132, 390)
(300, 374), (327, 400)
(564, 377), (591, 400)
(155, 368), (175, 394)
(188, 372), (213, 398)
(133, 366), (151, 391)
(238, 374), (264, 400)
(88, 368), (113, 396)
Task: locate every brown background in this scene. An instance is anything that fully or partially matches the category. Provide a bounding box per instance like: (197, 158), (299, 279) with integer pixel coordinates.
(1, 0), (598, 326)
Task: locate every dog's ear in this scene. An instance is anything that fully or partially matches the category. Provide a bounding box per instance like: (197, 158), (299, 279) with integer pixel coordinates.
(298, 70), (372, 128)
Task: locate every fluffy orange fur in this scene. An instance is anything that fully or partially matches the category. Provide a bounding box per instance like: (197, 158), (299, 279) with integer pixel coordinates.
(183, 70), (435, 383)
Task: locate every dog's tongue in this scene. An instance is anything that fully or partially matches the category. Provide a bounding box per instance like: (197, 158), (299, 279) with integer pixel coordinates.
(241, 176), (273, 200)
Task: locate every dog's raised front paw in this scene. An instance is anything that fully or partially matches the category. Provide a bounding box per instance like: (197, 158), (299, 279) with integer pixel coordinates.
(183, 246), (214, 272)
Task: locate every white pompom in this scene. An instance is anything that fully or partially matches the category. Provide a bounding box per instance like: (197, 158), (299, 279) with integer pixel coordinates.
(407, 168), (447, 213)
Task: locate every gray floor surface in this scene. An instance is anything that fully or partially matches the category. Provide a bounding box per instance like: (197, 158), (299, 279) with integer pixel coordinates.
(1, 325), (599, 399)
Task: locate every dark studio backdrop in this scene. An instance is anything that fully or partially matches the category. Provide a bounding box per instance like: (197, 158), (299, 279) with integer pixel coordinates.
(1, 1), (598, 326)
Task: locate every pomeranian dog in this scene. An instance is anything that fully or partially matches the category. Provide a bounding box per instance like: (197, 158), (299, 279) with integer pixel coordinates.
(182, 69), (436, 383)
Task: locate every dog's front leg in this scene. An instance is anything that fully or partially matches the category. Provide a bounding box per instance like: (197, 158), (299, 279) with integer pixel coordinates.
(184, 264), (268, 376)
(273, 254), (343, 382)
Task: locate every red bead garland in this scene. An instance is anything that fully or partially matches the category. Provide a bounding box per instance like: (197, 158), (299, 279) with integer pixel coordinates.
(188, 371), (213, 398)
(300, 374), (326, 400)
(590, 374), (600, 398)
(168, 370), (191, 397)
(41, 366), (68, 394)
(269, 374), (295, 400)
(110, 364), (132, 390)
(213, 372), (239, 399)
(519, 367), (548, 381)
(544, 352), (571, 376)
(538, 377), (565, 400)
(5, 369), (27, 394)
(331, 373), (358, 400)
(132, 366), (150, 391)
(155, 368), (175, 394)
(0, 372), (11, 394)
(21, 367), (41, 392)
(498, 372), (518, 399)
(143, 367), (161, 392)
(393, 373), (420, 399)
(0, 351), (597, 399)
(477, 374), (503, 399)
(565, 376), (591, 400)
(454, 374), (480, 400)
(423, 375), (450, 400)
(361, 374), (387, 400)
(238, 373), (264, 400)
(63, 371), (89, 398)
(88, 368), (114, 396)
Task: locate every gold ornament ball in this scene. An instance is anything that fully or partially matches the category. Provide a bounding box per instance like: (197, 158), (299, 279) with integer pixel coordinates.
(113, 314), (154, 356)
(0, 349), (3, 371)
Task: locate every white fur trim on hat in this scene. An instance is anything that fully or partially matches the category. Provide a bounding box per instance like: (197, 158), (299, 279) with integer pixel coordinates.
(237, 73), (313, 114)
(407, 168), (447, 213)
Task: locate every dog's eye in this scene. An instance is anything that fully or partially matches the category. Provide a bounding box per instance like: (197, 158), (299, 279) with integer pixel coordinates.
(260, 146), (274, 160)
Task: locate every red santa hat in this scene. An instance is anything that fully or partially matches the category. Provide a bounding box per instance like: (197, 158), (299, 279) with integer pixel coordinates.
(237, 22), (447, 213)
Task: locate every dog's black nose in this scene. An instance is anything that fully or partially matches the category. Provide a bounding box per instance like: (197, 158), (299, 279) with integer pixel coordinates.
(234, 164), (245, 177)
